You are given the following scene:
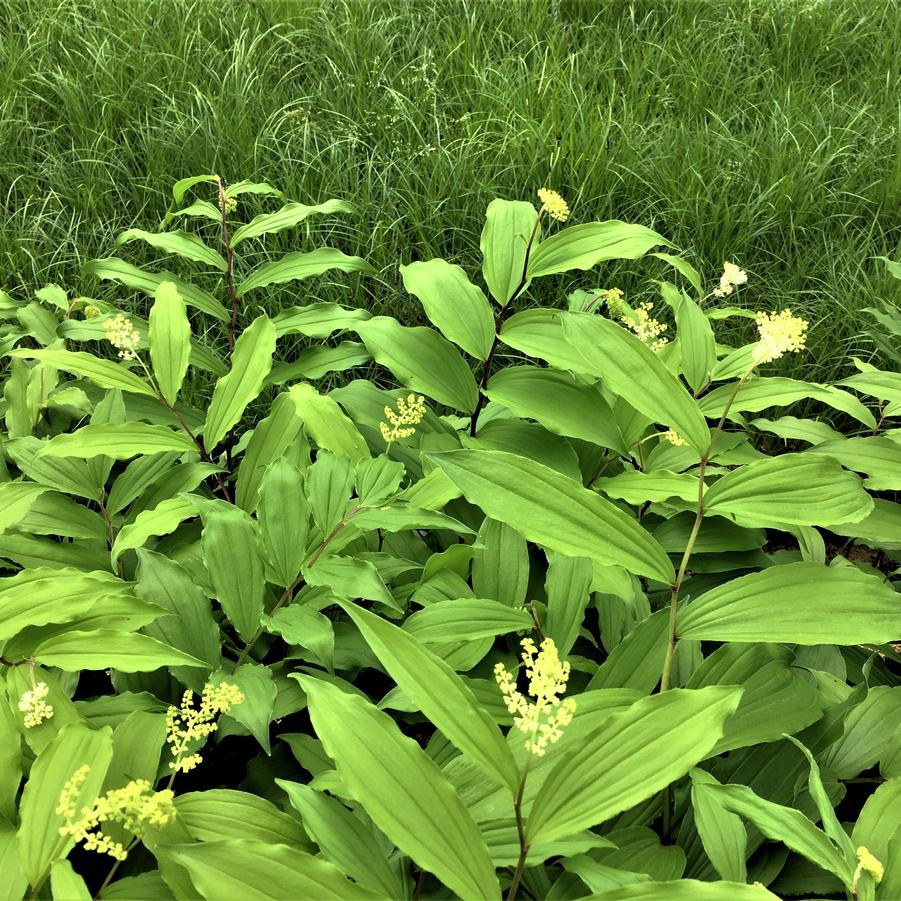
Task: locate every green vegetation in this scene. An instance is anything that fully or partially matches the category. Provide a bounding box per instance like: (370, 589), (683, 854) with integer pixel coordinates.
(2, 0), (901, 379)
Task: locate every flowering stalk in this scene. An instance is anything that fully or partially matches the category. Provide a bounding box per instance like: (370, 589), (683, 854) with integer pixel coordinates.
(469, 189), (568, 437)
(217, 178), (241, 358)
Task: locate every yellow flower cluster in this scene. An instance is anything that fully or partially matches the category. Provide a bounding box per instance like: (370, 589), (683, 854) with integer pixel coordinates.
(599, 287), (627, 318)
(379, 393), (426, 447)
(663, 429), (687, 447)
(104, 312), (141, 361)
(712, 261), (748, 297)
(622, 301), (668, 351)
(855, 846), (884, 885)
(18, 681), (53, 728)
(166, 681), (244, 774)
(752, 309), (808, 364)
(220, 195), (238, 214)
(494, 638), (576, 757)
(82, 303), (103, 318)
(57, 766), (176, 862)
(537, 188), (569, 223)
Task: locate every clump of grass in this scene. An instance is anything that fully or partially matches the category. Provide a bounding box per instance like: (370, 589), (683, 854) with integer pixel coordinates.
(1, 0), (899, 380)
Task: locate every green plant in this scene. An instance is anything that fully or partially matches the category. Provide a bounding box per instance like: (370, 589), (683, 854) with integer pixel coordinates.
(0, 177), (899, 900)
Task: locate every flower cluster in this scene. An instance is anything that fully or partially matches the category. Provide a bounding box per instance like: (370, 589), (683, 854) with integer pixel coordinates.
(752, 309), (808, 364)
(166, 681), (244, 773)
(18, 681), (53, 728)
(104, 313), (141, 361)
(854, 846), (884, 886)
(537, 188), (569, 223)
(82, 303), (103, 318)
(379, 393), (426, 447)
(621, 301), (668, 351)
(220, 194), (238, 214)
(663, 429), (687, 447)
(57, 766), (176, 861)
(599, 287), (627, 318)
(495, 638), (576, 756)
(712, 261), (748, 297)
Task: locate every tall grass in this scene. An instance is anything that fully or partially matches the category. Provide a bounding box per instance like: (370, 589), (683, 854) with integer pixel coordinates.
(1, 0), (900, 379)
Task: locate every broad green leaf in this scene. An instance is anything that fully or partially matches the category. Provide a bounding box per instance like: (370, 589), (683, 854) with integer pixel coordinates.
(585, 880), (780, 900)
(498, 308), (592, 371)
(0, 568), (133, 641)
(527, 221), (669, 278)
(341, 601), (518, 791)
(305, 556), (397, 610)
(652, 252), (703, 297)
(0, 482), (49, 531)
(289, 382), (369, 462)
(33, 630), (206, 671)
(481, 819), (613, 867)
(258, 458), (310, 586)
(202, 507), (266, 641)
(561, 313), (711, 453)
(273, 303), (371, 338)
(588, 609), (669, 692)
(480, 198), (537, 305)
(204, 315), (276, 452)
(355, 317), (479, 413)
(485, 365), (625, 450)
(545, 554), (593, 658)
(851, 778), (901, 862)
(49, 860), (91, 900)
(702, 783), (852, 883)
(231, 199), (354, 246)
(675, 293), (716, 392)
(171, 174), (219, 204)
(17, 722), (113, 887)
(597, 470), (699, 505)
(698, 376), (876, 429)
(7, 348), (155, 396)
(267, 342), (371, 385)
(678, 561), (901, 644)
(526, 687), (742, 842)
(149, 281), (191, 405)
(299, 676), (501, 900)
(827, 498), (901, 552)
(690, 769), (747, 883)
(175, 790), (312, 849)
(116, 228), (226, 271)
(112, 496), (197, 564)
(703, 453), (872, 526)
(278, 781), (404, 898)
(427, 449), (674, 583)
(103, 709), (167, 794)
(234, 390), (304, 512)
(161, 839), (381, 900)
(225, 665), (277, 752)
(472, 517), (530, 607)
(401, 259), (495, 360)
(224, 179), (285, 200)
(403, 598), (533, 643)
(808, 437), (901, 491)
(838, 370), (901, 407)
(83, 258), (228, 321)
(106, 452), (179, 514)
(237, 248), (374, 296)
(6, 436), (103, 501)
(40, 424), (196, 460)
(351, 505), (471, 534)
(750, 415), (844, 445)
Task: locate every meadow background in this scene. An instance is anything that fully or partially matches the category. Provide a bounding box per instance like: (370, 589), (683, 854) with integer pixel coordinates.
(1, 0), (900, 381)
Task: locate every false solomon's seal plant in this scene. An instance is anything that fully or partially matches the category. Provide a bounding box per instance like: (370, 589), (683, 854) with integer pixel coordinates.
(0, 174), (898, 900)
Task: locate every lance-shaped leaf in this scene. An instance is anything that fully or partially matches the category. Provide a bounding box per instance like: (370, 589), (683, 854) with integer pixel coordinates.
(527, 221), (669, 278)
(561, 313), (711, 453)
(230, 199), (354, 246)
(8, 348), (155, 396)
(403, 598), (533, 643)
(480, 198), (537, 305)
(690, 769), (747, 883)
(298, 675), (501, 900)
(237, 248), (374, 296)
(160, 839), (381, 900)
(288, 383), (369, 462)
(355, 317), (479, 413)
(112, 496), (198, 564)
(149, 281), (191, 405)
(116, 229), (226, 270)
(485, 365), (625, 450)
(677, 561), (901, 645)
(586, 881), (780, 900)
(273, 303), (371, 338)
(204, 315), (276, 452)
(0, 482), (49, 532)
(703, 453), (873, 526)
(806, 436), (901, 491)
(83, 258), (228, 321)
(38, 424), (197, 460)
(427, 449), (674, 583)
(526, 686), (742, 842)
(340, 601), (519, 791)
(401, 259), (495, 360)
(33, 630), (206, 671)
